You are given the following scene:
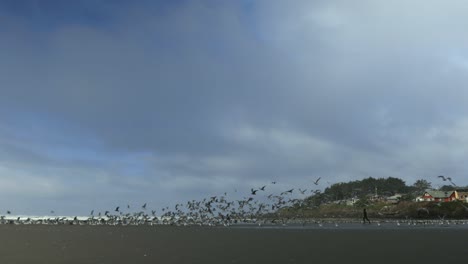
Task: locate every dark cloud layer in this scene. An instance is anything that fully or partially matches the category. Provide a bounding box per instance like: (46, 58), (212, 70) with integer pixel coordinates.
(1, 0), (468, 214)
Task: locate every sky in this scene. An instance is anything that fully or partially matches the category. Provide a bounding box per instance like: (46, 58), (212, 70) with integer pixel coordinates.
(1, 0), (468, 215)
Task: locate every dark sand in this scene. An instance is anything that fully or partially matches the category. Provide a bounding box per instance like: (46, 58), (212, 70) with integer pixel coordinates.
(0, 224), (466, 264)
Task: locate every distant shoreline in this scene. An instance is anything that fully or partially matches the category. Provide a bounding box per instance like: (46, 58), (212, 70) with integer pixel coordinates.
(0, 215), (466, 227)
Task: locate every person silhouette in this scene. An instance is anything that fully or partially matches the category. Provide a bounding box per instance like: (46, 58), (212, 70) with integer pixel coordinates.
(363, 208), (371, 224)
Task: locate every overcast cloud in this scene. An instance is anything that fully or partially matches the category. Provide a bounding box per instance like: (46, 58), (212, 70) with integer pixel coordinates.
(1, 0), (468, 215)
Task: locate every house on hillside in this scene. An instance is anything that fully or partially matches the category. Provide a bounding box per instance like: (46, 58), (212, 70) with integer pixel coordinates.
(386, 194), (402, 204)
(345, 197), (359, 206)
(453, 190), (468, 202)
(415, 190), (455, 202)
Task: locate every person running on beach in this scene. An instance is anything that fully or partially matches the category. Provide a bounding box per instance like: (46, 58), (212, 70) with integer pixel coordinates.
(363, 208), (371, 224)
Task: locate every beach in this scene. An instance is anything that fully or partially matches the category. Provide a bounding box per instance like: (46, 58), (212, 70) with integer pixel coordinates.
(0, 224), (466, 264)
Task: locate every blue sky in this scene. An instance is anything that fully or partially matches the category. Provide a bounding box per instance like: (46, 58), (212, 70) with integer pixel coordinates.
(1, 0), (468, 215)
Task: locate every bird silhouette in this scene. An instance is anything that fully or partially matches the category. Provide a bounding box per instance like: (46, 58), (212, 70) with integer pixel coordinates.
(437, 175), (456, 186)
(314, 177), (321, 185)
(311, 189), (321, 195)
(460, 203), (468, 212)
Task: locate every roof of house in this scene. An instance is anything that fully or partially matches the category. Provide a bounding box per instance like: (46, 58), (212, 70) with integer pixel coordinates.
(387, 194), (402, 200)
(424, 190), (453, 198)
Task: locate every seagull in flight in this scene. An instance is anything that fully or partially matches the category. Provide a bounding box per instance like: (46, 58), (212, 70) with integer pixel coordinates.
(437, 175), (456, 186)
(459, 203), (468, 212)
(260, 186), (266, 191)
(142, 203), (147, 210)
(115, 206), (120, 212)
(311, 189), (321, 195)
(314, 177), (321, 185)
(251, 188), (258, 195)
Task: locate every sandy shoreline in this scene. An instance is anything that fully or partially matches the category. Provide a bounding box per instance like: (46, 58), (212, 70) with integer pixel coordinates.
(0, 224), (466, 263)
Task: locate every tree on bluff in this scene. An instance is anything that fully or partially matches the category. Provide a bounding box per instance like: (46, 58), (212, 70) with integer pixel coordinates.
(439, 185), (456, 192)
(323, 177), (409, 201)
(412, 179), (432, 193)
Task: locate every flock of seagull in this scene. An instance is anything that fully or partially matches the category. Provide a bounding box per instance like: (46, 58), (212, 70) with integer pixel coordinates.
(0, 176), (466, 228)
(0, 179), (329, 226)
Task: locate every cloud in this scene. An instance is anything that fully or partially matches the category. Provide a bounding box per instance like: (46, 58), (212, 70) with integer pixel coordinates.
(1, 0), (468, 214)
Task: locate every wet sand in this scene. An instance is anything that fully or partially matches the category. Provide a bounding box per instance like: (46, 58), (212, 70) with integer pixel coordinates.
(0, 224), (466, 264)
